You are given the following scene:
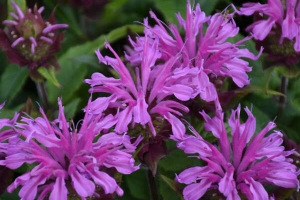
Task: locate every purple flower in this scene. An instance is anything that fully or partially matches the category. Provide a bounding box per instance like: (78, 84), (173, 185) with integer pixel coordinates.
(0, 102), (19, 143)
(0, 99), (140, 200)
(85, 34), (189, 140)
(238, 0), (300, 52)
(126, 0), (262, 102)
(175, 105), (299, 200)
(0, 2), (68, 71)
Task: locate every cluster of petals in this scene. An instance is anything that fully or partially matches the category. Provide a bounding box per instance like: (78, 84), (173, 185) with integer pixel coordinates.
(0, 102), (19, 142)
(126, 0), (262, 102)
(0, 99), (140, 200)
(0, 2), (68, 69)
(238, 0), (300, 52)
(175, 105), (299, 200)
(85, 35), (189, 140)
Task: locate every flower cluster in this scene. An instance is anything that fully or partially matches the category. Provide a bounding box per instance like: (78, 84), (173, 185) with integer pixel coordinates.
(126, 1), (262, 102)
(85, 36), (189, 140)
(85, 1), (262, 141)
(238, 0), (300, 64)
(239, 0), (300, 49)
(0, 0), (299, 199)
(0, 2), (68, 71)
(176, 105), (299, 200)
(0, 99), (140, 199)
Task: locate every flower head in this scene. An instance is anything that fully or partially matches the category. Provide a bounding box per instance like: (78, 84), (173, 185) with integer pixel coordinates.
(126, 0), (262, 102)
(175, 105), (299, 200)
(0, 99), (140, 200)
(238, 0), (300, 64)
(0, 2), (68, 71)
(85, 34), (189, 140)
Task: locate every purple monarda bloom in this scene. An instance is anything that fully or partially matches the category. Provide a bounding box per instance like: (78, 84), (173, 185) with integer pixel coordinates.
(126, 0), (262, 102)
(238, 0), (300, 52)
(0, 2), (68, 71)
(85, 34), (189, 140)
(0, 99), (140, 200)
(0, 102), (19, 142)
(175, 105), (299, 200)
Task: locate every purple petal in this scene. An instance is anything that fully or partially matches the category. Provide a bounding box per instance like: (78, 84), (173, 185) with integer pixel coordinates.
(88, 169), (119, 194)
(164, 112), (185, 140)
(247, 178), (268, 200)
(177, 166), (210, 184)
(49, 176), (68, 200)
(132, 91), (150, 125)
(183, 179), (212, 200)
(251, 18), (275, 40)
(18, 175), (48, 200)
(71, 170), (95, 197)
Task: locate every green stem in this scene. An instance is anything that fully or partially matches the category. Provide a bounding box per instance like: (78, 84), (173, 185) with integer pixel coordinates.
(147, 168), (159, 200)
(36, 81), (49, 111)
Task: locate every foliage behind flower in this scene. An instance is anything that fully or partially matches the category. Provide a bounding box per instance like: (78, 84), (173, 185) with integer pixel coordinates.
(175, 105), (299, 200)
(0, 99), (141, 200)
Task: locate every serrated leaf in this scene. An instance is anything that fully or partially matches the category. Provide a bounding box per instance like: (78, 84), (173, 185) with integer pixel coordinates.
(0, 64), (28, 103)
(37, 67), (62, 88)
(46, 24), (143, 104)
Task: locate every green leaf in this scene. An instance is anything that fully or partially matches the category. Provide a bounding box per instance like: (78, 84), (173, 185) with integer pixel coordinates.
(0, 104), (23, 119)
(154, 0), (219, 24)
(196, 0), (220, 14)
(124, 169), (151, 199)
(159, 149), (202, 171)
(46, 24), (144, 104)
(64, 98), (81, 119)
(0, 64), (28, 103)
(243, 99), (274, 132)
(37, 67), (62, 88)
(159, 174), (183, 200)
(59, 24), (143, 60)
(274, 65), (300, 78)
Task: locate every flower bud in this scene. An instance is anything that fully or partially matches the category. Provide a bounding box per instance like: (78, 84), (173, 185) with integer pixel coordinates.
(0, 2), (68, 71)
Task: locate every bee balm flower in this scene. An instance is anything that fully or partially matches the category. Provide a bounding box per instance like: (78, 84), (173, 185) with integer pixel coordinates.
(85, 34), (189, 140)
(175, 105), (299, 200)
(126, 0), (262, 102)
(0, 99), (140, 200)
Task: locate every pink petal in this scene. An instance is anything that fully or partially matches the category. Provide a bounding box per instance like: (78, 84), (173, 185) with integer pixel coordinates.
(88, 169), (119, 194)
(164, 112), (185, 140)
(50, 176), (68, 200)
(71, 170), (95, 197)
(251, 18), (275, 40)
(183, 179), (212, 200)
(132, 91), (150, 125)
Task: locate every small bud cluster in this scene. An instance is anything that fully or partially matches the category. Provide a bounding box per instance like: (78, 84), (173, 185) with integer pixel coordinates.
(0, 2), (68, 69)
